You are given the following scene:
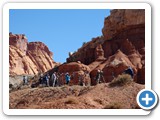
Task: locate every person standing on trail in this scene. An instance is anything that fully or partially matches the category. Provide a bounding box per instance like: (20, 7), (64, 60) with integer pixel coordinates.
(65, 73), (71, 85)
(51, 72), (57, 87)
(23, 75), (28, 85)
(95, 69), (105, 84)
(95, 70), (101, 84)
(45, 73), (50, 87)
(39, 73), (43, 85)
(124, 66), (134, 79)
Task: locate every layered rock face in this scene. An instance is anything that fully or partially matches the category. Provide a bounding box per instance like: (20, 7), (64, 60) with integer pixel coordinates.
(102, 9), (145, 40)
(9, 33), (28, 54)
(67, 9), (145, 84)
(9, 33), (56, 75)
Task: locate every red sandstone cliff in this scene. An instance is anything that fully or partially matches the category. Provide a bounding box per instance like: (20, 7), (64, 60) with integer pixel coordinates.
(9, 33), (57, 75)
(67, 9), (145, 84)
(102, 9), (145, 40)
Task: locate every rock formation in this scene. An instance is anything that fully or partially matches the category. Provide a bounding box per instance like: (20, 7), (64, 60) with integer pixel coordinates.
(102, 9), (145, 40)
(67, 9), (145, 85)
(58, 62), (91, 86)
(90, 50), (137, 85)
(95, 44), (105, 60)
(9, 33), (57, 75)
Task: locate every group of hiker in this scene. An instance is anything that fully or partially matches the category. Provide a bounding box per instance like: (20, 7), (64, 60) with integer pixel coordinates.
(38, 72), (71, 87)
(22, 66), (135, 87)
(39, 73), (51, 87)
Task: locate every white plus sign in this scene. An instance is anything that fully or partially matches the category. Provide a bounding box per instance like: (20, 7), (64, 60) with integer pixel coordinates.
(142, 93), (153, 105)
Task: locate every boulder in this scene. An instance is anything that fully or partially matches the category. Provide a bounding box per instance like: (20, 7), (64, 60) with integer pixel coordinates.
(9, 75), (23, 91)
(9, 75), (34, 92)
(58, 62), (91, 85)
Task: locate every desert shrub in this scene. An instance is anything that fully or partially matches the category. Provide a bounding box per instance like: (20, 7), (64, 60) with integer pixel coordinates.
(70, 56), (76, 62)
(65, 97), (78, 104)
(103, 103), (122, 109)
(109, 74), (132, 87)
(94, 99), (103, 105)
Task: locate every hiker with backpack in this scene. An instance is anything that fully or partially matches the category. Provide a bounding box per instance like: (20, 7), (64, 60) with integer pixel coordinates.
(65, 72), (71, 85)
(124, 66), (134, 79)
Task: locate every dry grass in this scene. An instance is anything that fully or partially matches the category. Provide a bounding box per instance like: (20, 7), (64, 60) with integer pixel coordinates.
(94, 99), (103, 105)
(103, 103), (122, 109)
(65, 97), (78, 104)
(109, 74), (132, 87)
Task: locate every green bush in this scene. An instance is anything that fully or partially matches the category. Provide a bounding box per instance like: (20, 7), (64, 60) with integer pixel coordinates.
(109, 74), (132, 87)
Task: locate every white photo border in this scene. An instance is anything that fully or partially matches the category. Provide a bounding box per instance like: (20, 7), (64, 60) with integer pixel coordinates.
(3, 3), (151, 115)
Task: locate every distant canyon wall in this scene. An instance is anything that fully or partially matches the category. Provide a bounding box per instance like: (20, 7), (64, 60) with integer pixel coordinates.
(9, 33), (57, 75)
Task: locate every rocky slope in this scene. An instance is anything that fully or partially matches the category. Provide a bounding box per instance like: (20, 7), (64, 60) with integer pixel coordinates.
(9, 82), (144, 109)
(67, 9), (145, 84)
(9, 33), (57, 75)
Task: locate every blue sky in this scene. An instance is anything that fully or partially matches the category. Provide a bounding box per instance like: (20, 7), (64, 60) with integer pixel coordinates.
(9, 9), (110, 63)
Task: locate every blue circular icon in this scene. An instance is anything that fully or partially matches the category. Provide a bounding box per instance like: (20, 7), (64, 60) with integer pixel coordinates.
(137, 89), (158, 110)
